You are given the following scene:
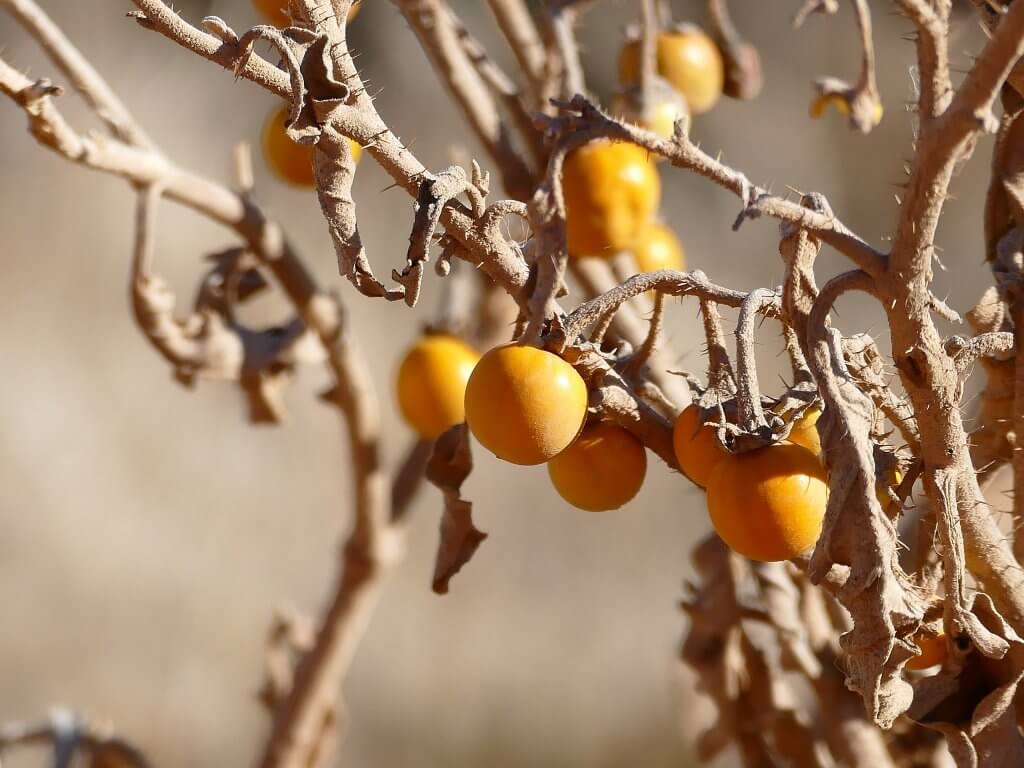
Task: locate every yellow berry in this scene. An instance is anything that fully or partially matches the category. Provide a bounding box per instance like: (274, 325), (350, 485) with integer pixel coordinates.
(465, 345), (588, 465)
(396, 334), (480, 440)
(562, 141), (660, 258)
(548, 424), (647, 511)
(906, 633), (947, 671)
(672, 404), (726, 488)
(619, 29), (725, 115)
(262, 106), (362, 187)
(632, 222), (686, 273)
(787, 406), (822, 456)
(706, 442), (828, 562)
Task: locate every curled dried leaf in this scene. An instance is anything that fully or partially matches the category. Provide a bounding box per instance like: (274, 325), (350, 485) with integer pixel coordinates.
(427, 424), (486, 594)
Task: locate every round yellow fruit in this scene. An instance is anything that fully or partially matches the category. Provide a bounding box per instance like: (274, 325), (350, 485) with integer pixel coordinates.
(632, 222), (686, 273)
(787, 406), (822, 456)
(548, 423), (647, 511)
(672, 404), (727, 488)
(562, 141), (660, 258)
(906, 633), (947, 671)
(706, 442), (828, 562)
(262, 106), (362, 187)
(396, 334), (480, 440)
(619, 29), (725, 115)
(465, 344), (588, 466)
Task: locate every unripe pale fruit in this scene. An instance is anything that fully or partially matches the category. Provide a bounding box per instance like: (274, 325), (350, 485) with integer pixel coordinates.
(548, 423), (647, 511)
(254, 0), (360, 27)
(706, 442), (828, 562)
(562, 141), (660, 258)
(632, 222), (686, 273)
(396, 334), (480, 440)
(619, 29), (725, 115)
(465, 344), (588, 466)
(672, 404), (726, 488)
(263, 106), (362, 187)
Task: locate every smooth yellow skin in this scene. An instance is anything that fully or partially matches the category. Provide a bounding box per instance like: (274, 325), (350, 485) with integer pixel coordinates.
(465, 345), (588, 466)
(673, 405), (726, 488)
(263, 106), (362, 188)
(787, 406), (822, 456)
(619, 30), (725, 115)
(396, 334), (480, 440)
(632, 222), (686, 273)
(562, 141), (660, 258)
(548, 424), (647, 511)
(906, 633), (947, 671)
(706, 442), (828, 562)
(254, 0), (360, 27)
(612, 89), (689, 141)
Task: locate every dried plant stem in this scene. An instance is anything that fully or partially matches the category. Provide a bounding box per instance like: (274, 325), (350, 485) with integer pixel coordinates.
(549, 5), (586, 98)
(394, 0), (534, 201)
(485, 0), (548, 106)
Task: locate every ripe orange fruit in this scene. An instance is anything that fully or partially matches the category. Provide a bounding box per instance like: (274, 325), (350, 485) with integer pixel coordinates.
(619, 28), (724, 115)
(396, 334), (480, 440)
(672, 404), (726, 488)
(906, 633), (947, 670)
(262, 106), (362, 187)
(465, 344), (588, 465)
(548, 423), (647, 511)
(787, 406), (822, 456)
(562, 140), (660, 258)
(632, 222), (686, 273)
(706, 442), (828, 562)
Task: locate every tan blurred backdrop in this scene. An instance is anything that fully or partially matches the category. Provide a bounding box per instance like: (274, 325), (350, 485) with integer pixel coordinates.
(0, 1), (1001, 766)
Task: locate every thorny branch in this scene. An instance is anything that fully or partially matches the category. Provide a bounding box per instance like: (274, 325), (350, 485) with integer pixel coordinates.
(8, 0), (1024, 765)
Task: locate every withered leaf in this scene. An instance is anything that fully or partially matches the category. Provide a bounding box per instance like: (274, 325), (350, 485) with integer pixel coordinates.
(427, 424), (486, 594)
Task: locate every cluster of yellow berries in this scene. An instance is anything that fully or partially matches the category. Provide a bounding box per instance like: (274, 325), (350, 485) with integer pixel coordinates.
(397, 337), (644, 513)
(559, 27), (727, 273)
(672, 404), (828, 562)
(394, 335), (906, 566)
(254, 1), (363, 187)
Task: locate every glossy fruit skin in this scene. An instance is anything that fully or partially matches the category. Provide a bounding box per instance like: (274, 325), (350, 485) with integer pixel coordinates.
(632, 222), (686, 273)
(787, 406), (822, 456)
(263, 106), (362, 187)
(706, 442), (828, 562)
(396, 334), (480, 440)
(254, 0), (360, 27)
(619, 30), (725, 114)
(548, 423), (647, 511)
(672, 404), (726, 488)
(465, 344), (588, 466)
(562, 141), (660, 258)
(906, 633), (947, 670)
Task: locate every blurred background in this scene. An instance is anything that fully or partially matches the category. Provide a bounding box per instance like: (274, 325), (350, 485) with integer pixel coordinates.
(0, 1), (1003, 765)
